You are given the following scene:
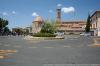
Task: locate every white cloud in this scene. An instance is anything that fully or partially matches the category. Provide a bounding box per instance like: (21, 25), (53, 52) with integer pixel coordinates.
(32, 12), (39, 17)
(57, 4), (62, 7)
(12, 11), (16, 14)
(2, 12), (8, 16)
(61, 6), (75, 13)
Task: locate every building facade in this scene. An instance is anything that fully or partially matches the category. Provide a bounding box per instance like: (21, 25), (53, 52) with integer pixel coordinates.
(90, 11), (100, 36)
(56, 21), (86, 34)
(56, 8), (86, 34)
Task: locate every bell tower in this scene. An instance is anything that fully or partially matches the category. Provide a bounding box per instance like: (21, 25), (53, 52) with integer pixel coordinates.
(56, 8), (61, 24)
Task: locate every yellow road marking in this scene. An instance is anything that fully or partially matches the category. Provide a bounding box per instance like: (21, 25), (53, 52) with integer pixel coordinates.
(0, 50), (18, 53)
(0, 50), (18, 59)
(6, 50), (18, 53)
(0, 56), (5, 59)
(88, 44), (100, 47)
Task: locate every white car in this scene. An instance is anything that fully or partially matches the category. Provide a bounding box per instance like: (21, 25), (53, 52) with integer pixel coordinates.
(80, 33), (91, 36)
(55, 32), (64, 36)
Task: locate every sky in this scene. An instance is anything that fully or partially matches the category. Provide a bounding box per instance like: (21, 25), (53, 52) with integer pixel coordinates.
(0, 0), (100, 29)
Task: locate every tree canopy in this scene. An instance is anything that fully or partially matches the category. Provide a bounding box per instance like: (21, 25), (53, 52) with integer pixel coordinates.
(85, 14), (91, 33)
(0, 18), (9, 35)
(40, 20), (56, 34)
(0, 18), (8, 28)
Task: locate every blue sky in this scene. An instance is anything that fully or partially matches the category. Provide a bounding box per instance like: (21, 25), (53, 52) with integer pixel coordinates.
(0, 0), (100, 29)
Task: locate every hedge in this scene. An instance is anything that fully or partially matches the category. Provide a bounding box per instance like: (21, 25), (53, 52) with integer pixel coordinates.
(33, 33), (56, 37)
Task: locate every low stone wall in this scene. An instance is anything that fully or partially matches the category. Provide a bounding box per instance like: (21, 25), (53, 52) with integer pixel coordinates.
(24, 35), (64, 40)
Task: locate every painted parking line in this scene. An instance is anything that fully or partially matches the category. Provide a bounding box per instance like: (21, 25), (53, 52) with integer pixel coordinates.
(44, 47), (54, 48)
(4, 44), (10, 47)
(76, 45), (84, 47)
(70, 39), (74, 40)
(13, 45), (21, 48)
(28, 47), (38, 48)
(63, 46), (71, 48)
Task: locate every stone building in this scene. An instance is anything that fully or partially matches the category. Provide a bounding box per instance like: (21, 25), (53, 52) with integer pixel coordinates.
(32, 16), (43, 33)
(58, 21), (86, 34)
(90, 11), (100, 36)
(24, 27), (32, 34)
(56, 8), (86, 34)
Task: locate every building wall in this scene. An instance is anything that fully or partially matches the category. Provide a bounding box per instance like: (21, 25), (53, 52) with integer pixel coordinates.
(90, 11), (100, 36)
(32, 21), (42, 33)
(97, 18), (100, 36)
(57, 21), (86, 34)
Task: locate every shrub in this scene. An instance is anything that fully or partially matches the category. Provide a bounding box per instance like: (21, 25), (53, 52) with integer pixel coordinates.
(33, 33), (56, 37)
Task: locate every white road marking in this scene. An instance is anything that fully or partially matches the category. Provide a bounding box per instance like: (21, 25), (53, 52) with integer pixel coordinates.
(28, 47), (38, 48)
(44, 47), (54, 48)
(4, 44), (10, 47)
(13, 45), (21, 48)
(63, 46), (71, 48)
(70, 39), (74, 40)
(76, 45), (84, 47)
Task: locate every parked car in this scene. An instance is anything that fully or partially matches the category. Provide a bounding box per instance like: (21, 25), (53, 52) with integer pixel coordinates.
(80, 33), (91, 36)
(54, 32), (64, 36)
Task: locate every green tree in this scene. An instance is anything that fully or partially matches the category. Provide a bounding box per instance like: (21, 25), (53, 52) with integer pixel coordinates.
(40, 20), (56, 34)
(4, 27), (10, 32)
(85, 14), (91, 33)
(0, 18), (8, 28)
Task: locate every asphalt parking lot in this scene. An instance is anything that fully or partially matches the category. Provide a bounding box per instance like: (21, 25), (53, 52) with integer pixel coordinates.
(0, 35), (100, 66)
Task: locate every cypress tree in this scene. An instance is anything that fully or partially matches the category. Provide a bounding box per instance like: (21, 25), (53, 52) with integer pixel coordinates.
(85, 14), (91, 33)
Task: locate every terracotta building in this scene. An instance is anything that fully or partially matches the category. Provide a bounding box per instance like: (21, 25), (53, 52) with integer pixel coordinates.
(56, 8), (86, 34)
